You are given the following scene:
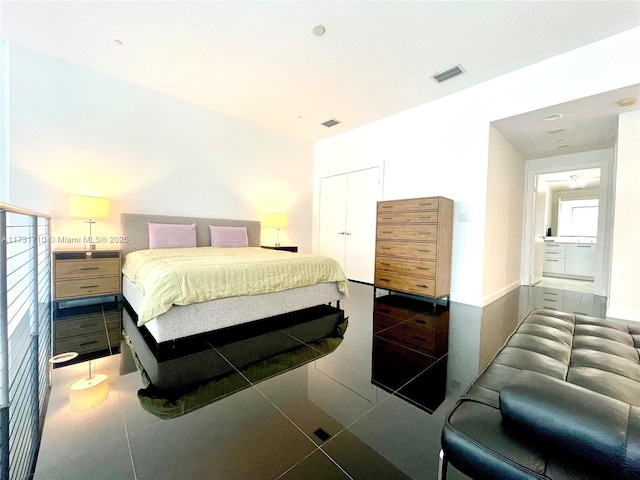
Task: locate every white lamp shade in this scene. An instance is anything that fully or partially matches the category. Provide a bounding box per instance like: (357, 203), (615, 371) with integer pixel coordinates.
(69, 374), (109, 410)
(69, 195), (110, 219)
(262, 213), (288, 229)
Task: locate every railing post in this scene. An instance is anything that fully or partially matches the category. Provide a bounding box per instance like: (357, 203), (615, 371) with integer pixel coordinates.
(28, 215), (41, 470)
(0, 209), (10, 480)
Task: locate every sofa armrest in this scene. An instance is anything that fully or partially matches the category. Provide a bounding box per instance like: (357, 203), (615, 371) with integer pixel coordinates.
(499, 371), (640, 480)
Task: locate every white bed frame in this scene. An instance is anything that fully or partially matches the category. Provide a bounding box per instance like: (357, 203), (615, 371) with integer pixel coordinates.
(120, 213), (345, 343)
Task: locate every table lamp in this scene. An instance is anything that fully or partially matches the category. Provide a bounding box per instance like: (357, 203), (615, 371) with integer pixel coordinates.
(262, 213), (288, 247)
(69, 195), (110, 250)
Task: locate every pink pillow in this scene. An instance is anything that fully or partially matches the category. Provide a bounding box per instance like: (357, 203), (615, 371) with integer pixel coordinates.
(210, 226), (248, 247)
(148, 223), (197, 249)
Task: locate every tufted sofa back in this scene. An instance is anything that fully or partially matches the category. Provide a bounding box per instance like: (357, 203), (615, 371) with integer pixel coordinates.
(442, 309), (640, 480)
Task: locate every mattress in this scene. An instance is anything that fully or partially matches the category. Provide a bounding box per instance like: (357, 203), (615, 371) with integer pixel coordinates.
(122, 246), (348, 324)
(123, 275), (344, 343)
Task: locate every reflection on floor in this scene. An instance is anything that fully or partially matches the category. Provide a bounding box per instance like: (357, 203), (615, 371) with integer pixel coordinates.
(35, 283), (607, 480)
(538, 275), (595, 293)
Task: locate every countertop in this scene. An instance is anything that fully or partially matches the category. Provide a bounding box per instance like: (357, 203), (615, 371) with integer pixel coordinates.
(543, 236), (597, 244)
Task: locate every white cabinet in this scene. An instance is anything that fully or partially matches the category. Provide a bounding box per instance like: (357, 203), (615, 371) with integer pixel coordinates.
(543, 243), (565, 275)
(565, 244), (596, 277)
(543, 242), (595, 279)
(318, 167), (382, 283)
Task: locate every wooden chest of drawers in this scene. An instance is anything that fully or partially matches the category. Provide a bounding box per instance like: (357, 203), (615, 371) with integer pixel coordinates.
(52, 249), (122, 362)
(53, 249), (121, 300)
(374, 196), (453, 300)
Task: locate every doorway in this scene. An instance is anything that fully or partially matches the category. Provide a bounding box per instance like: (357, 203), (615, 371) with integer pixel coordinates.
(522, 159), (614, 298)
(318, 167), (382, 283)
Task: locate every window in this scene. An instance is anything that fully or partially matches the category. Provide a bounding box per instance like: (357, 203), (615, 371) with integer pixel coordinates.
(558, 199), (598, 236)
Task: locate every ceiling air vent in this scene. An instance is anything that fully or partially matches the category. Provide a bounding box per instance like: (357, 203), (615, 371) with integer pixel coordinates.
(432, 65), (465, 83)
(321, 118), (342, 128)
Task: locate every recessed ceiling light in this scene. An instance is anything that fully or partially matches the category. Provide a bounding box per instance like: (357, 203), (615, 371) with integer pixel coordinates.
(548, 128), (565, 134)
(113, 39), (123, 46)
(618, 97), (637, 107)
(311, 24), (326, 36)
(556, 138), (565, 143)
(543, 113), (563, 122)
(557, 144), (570, 149)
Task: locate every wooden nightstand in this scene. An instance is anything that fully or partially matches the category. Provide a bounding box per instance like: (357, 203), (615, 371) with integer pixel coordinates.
(261, 245), (298, 253)
(52, 249), (122, 363)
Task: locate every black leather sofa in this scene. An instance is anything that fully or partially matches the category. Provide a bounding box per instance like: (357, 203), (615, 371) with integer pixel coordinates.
(440, 308), (640, 479)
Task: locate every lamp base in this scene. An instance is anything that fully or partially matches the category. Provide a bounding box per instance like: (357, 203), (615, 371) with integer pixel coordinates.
(69, 374), (108, 410)
(85, 219), (96, 251)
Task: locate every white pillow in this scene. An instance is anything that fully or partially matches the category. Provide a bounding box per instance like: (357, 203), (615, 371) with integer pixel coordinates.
(148, 223), (197, 249)
(210, 226), (248, 247)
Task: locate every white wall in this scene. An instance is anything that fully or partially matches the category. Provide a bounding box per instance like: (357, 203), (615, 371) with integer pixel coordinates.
(483, 125), (525, 302)
(0, 41), (9, 202)
(6, 45), (314, 251)
(314, 27), (640, 307)
(608, 110), (640, 321)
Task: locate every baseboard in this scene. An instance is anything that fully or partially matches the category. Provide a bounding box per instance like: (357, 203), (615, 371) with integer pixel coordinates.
(481, 281), (521, 307)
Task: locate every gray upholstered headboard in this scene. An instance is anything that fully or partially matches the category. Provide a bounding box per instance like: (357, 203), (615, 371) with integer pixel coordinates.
(121, 213), (261, 257)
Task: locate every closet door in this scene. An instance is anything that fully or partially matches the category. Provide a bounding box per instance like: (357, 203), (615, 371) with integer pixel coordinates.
(318, 167), (381, 283)
(319, 174), (348, 272)
(344, 168), (381, 283)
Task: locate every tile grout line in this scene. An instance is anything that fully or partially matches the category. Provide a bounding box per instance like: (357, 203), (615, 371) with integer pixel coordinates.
(213, 343), (358, 479)
(115, 375), (139, 480)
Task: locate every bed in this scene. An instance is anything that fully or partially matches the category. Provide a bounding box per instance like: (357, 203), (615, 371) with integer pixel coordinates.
(121, 213), (348, 345)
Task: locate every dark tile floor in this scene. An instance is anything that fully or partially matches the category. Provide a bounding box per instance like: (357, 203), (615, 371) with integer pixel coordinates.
(35, 282), (606, 480)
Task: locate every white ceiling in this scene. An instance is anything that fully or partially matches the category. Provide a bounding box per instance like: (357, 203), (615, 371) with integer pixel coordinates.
(492, 83), (640, 160)
(1, 1), (639, 153)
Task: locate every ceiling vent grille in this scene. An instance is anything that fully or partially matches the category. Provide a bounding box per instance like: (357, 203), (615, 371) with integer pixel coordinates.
(321, 118), (342, 128)
(432, 65), (465, 83)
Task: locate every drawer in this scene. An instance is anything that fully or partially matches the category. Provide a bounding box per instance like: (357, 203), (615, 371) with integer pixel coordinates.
(374, 302), (417, 321)
(376, 241), (436, 260)
(544, 243), (565, 252)
(376, 257), (436, 278)
(375, 272), (435, 297)
(543, 258), (565, 274)
(405, 314), (438, 332)
(543, 250), (565, 259)
(55, 276), (121, 299)
(378, 323), (435, 354)
(55, 258), (121, 280)
(378, 197), (440, 213)
(376, 211), (438, 225)
(377, 225), (438, 242)
(55, 312), (122, 340)
(54, 329), (122, 356)
(373, 313), (405, 333)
